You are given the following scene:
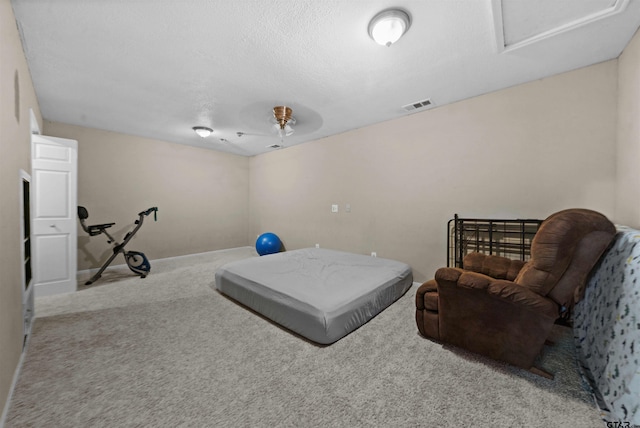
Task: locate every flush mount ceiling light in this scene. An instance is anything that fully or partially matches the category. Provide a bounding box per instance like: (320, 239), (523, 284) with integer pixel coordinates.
(368, 8), (411, 47)
(192, 126), (213, 138)
(272, 106), (296, 139)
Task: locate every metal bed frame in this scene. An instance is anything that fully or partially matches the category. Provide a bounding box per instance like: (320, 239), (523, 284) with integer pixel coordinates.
(447, 214), (543, 268)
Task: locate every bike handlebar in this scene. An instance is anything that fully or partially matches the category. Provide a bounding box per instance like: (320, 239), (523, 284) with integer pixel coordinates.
(138, 207), (158, 221)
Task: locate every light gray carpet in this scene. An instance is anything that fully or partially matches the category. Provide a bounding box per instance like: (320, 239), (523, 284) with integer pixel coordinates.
(6, 247), (603, 427)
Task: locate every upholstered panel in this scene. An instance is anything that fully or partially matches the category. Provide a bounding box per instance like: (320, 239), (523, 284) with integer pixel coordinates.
(416, 280), (440, 339)
(515, 209), (615, 303)
(550, 230), (615, 306)
(416, 280), (439, 311)
(416, 309), (439, 340)
(437, 278), (557, 369)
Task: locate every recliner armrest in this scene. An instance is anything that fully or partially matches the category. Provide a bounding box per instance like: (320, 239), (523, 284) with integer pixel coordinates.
(487, 280), (558, 318)
(436, 268), (497, 291)
(434, 267), (464, 285)
(458, 271), (494, 290)
(435, 269), (559, 319)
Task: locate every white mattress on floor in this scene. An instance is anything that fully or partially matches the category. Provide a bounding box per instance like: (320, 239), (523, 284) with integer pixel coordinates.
(215, 248), (413, 344)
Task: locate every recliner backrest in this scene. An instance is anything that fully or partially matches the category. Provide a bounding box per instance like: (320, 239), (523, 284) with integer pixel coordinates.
(514, 209), (615, 308)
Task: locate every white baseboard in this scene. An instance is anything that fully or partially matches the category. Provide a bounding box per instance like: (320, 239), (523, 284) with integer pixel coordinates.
(1, 340), (29, 428)
(76, 246), (254, 280)
(34, 281), (77, 298)
(151, 246), (255, 263)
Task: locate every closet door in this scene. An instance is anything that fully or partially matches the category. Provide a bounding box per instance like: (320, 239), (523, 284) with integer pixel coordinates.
(31, 134), (78, 297)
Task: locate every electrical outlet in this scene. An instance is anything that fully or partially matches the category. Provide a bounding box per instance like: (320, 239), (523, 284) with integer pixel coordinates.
(315, 243), (320, 248)
(331, 204), (338, 213)
(345, 203), (351, 213)
(371, 252), (377, 257)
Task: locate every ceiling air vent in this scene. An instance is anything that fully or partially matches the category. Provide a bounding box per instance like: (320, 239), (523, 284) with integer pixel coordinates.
(402, 98), (433, 112)
(266, 144), (283, 149)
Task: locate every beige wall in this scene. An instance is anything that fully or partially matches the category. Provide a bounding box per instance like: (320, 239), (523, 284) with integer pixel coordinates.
(250, 60), (619, 282)
(0, 0), (41, 416)
(43, 122), (250, 271)
(616, 28), (640, 228)
(2, 4), (637, 415)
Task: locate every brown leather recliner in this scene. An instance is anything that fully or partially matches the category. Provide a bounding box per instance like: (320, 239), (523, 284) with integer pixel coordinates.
(416, 208), (616, 378)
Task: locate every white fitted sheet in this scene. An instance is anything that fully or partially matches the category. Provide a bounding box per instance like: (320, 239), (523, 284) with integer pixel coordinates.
(215, 248), (413, 344)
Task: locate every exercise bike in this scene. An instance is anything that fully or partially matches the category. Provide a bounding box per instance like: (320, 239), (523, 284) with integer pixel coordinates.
(78, 206), (158, 285)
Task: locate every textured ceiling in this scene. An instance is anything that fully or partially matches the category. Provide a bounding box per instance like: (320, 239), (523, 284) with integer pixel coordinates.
(11, 0), (640, 156)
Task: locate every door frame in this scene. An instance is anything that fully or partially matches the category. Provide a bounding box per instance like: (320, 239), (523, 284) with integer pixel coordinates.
(19, 169), (34, 344)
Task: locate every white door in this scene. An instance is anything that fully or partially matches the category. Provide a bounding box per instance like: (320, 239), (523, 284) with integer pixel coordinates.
(31, 134), (78, 297)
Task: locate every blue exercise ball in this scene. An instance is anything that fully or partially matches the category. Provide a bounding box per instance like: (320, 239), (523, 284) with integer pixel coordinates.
(256, 232), (282, 256)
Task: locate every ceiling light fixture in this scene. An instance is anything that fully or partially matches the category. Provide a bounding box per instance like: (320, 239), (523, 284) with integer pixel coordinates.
(368, 9), (411, 47)
(272, 106), (296, 139)
(192, 126), (213, 138)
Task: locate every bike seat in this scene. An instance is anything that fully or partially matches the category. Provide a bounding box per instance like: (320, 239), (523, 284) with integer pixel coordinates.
(87, 223), (116, 236)
(78, 206), (115, 236)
